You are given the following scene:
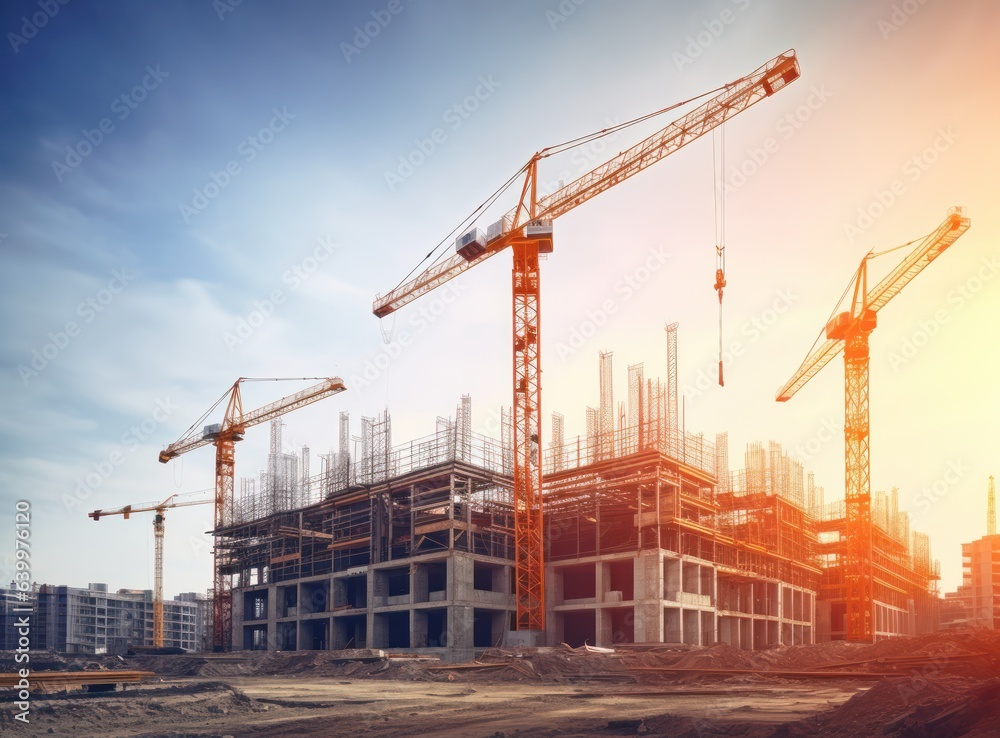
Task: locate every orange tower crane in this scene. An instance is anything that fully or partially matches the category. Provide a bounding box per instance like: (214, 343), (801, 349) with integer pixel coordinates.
(374, 51), (801, 633)
(776, 207), (971, 642)
(89, 490), (213, 648)
(158, 377), (347, 650)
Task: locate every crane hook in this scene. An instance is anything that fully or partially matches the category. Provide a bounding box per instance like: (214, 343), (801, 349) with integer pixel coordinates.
(714, 246), (726, 387)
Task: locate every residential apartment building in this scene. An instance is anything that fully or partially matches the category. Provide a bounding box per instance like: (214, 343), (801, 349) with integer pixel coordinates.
(33, 583), (210, 654)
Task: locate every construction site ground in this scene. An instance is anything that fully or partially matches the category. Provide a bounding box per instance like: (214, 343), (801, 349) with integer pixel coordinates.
(2, 631), (999, 737)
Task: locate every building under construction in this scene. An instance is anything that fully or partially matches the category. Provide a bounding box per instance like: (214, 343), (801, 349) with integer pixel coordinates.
(219, 338), (939, 660)
(222, 399), (516, 661)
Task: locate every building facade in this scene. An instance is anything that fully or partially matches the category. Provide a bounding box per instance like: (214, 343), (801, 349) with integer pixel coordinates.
(0, 584), (37, 650)
(226, 419), (514, 663)
(962, 534), (1000, 629)
(224, 396), (828, 658)
(34, 583), (210, 654)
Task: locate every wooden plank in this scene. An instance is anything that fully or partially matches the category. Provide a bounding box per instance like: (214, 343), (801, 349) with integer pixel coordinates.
(328, 536), (370, 551)
(414, 520), (476, 535)
(0, 671), (155, 691)
(278, 526), (335, 540)
(270, 552), (301, 564)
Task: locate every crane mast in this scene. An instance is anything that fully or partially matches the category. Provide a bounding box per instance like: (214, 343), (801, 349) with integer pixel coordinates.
(153, 510), (164, 646)
(374, 51), (801, 633)
(777, 207), (970, 642)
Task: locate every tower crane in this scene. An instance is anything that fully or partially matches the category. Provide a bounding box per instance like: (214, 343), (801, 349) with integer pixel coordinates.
(89, 490), (213, 648)
(776, 207), (971, 642)
(158, 376), (347, 650)
(373, 50), (801, 633)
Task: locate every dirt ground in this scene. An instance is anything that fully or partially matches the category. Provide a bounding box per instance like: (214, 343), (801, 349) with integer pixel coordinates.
(2, 630), (999, 737)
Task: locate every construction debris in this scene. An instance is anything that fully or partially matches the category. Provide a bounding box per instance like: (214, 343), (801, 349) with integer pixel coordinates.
(1, 630), (998, 735)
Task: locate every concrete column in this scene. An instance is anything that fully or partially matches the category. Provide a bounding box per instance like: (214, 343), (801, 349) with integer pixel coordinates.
(450, 555), (475, 603)
(664, 557), (681, 598)
(596, 561), (608, 603)
(230, 588), (244, 651)
(411, 609), (427, 648)
(544, 565), (562, 646)
(365, 570), (377, 648)
(267, 585), (278, 650)
(633, 551), (660, 600)
(447, 605), (475, 662)
(596, 607), (613, 646)
(548, 565), (564, 606)
(633, 551), (663, 642)
(332, 577), (346, 609)
(412, 564), (429, 604)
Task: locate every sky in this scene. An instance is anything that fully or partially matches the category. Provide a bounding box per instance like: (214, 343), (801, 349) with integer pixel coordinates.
(1, 0), (998, 599)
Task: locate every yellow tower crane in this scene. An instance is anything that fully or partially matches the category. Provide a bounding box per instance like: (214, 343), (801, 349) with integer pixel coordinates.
(89, 490), (213, 648)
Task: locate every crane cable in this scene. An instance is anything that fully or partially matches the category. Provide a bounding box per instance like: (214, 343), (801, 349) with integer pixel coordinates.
(713, 123), (727, 387)
(537, 85), (727, 160)
(385, 163), (529, 299)
(384, 83), (734, 305)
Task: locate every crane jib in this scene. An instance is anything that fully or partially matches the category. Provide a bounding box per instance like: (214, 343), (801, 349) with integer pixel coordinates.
(373, 50), (801, 319)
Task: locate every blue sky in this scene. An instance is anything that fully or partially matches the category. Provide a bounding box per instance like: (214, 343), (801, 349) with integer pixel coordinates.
(1, 0), (998, 597)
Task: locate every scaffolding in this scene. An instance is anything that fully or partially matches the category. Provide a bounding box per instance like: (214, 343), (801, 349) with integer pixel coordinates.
(665, 322), (679, 436)
(598, 351), (614, 461)
(544, 353), (715, 477)
(222, 327), (940, 647)
(815, 486), (939, 637)
(549, 412), (565, 473)
(221, 398), (515, 587)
